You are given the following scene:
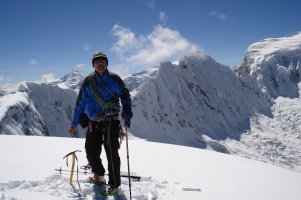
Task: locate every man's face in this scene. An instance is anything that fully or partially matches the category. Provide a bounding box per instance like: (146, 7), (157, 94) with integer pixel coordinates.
(93, 59), (107, 75)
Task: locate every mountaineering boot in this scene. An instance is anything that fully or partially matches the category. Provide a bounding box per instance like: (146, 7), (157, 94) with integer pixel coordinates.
(88, 175), (106, 185)
(103, 186), (118, 196)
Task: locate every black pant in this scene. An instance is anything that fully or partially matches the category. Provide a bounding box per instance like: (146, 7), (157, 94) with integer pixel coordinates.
(85, 120), (121, 187)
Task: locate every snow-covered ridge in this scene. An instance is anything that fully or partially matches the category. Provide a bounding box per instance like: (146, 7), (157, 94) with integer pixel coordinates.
(247, 32), (301, 65)
(0, 92), (29, 121)
(0, 69), (86, 136)
(0, 81), (86, 137)
(236, 32), (301, 98)
(124, 67), (159, 96)
(127, 54), (271, 146)
(19, 82), (80, 137)
(0, 91), (47, 136)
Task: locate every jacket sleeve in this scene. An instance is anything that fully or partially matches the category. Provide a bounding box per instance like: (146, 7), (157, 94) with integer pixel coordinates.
(120, 87), (131, 107)
(71, 78), (88, 127)
(117, 77), (131, 108)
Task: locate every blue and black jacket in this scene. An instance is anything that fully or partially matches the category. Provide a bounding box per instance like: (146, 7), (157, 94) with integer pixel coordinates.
(71, 70), (131, 127)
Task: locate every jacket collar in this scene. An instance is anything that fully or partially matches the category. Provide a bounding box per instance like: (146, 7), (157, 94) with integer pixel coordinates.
(94, 69), (109, 82)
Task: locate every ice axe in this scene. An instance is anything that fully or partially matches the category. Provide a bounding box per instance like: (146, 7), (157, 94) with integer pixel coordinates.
(63, 150), (82, 191)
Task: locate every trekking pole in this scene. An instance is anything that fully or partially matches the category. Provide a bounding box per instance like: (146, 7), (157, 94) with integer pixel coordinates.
(125, 126), (132, 200)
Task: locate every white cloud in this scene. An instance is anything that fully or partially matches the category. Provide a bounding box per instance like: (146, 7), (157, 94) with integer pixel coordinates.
(41, 73), (56, 83)
(0, 75), (11, 82)
(0, 82), (19, 92)
(207, 10), (226, 21)
(29, 58), (38, 66)
(111, 24), (141, 54)
(159, 11), (167, 25)
(111, 24), (201, 68)
(0, 76), (19, 92)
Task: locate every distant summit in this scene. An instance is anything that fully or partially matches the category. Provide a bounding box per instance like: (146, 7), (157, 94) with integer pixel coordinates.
(51, 69), (84, 92)
(236, 32), (301, 98)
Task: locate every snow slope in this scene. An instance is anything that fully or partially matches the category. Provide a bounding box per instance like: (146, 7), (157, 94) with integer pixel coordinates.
(224, 82), (301, 172)
(0, 135), (300, 200)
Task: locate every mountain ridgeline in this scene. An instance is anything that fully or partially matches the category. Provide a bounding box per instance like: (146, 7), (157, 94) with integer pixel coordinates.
(127, 54), (272, 147)
(0, 32), (300, 170)
(0, 71), (86, 137)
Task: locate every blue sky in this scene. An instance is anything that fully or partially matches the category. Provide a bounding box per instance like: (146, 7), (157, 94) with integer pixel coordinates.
(0, 0), (300, 90)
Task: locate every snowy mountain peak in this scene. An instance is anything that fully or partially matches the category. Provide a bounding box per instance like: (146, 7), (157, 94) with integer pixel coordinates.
(127, 52), (271, 147)
(51, 69), (84, 91)
(236, 32), (301, 98)
(247, 32), (301, 66)
(125, 67), (159, 96)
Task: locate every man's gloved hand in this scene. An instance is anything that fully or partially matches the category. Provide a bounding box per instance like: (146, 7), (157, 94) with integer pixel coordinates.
(121, 106), (133, 128)
(68, 125), (77, 135)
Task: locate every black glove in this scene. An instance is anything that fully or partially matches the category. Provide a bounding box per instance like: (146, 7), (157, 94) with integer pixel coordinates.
(121, 106), (133, 128)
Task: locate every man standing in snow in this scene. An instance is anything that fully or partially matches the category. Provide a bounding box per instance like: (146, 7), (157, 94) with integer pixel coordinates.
(68, 51), (133, 195)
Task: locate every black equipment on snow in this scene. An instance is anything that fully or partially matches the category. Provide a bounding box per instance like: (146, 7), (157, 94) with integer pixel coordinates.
(55, 168), (141, 181)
